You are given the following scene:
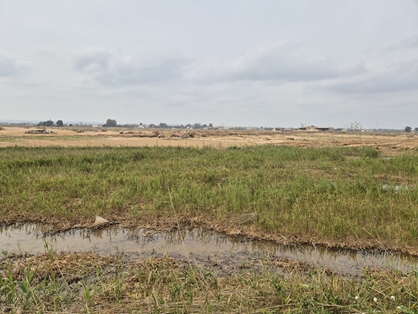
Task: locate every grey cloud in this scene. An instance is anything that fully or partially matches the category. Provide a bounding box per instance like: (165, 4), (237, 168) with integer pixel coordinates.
(386, 35), (418, 51)
(0, 51), (30, 77)
(325, 59), (418, 94)
(97, 57), (190, 86)
(72, 47), (191, 86)
(197, 42), (366, 83)
(72, 47), (112, 73)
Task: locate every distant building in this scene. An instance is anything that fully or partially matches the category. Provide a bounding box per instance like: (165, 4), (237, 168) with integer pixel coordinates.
(298, 125), (333, 132)
(315, 127), (333, 132)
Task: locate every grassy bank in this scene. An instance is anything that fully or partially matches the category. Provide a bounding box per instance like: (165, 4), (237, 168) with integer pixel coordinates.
(1, 145), (418, 249)
(1, 251), (417, 313)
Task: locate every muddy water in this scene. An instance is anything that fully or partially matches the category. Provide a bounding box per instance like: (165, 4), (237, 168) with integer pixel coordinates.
(1, 223), (417, 276)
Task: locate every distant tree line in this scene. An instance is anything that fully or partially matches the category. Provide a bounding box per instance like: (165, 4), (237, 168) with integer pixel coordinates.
(150, 122), (214, 129)
(37, 120), (63, 127)
(404, 126), (418, 133)
(103, 119), (215, 129)
(36, 118), (217, 129)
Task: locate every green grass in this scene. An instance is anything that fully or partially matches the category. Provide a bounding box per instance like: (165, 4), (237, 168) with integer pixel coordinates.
(1, 145), (418, 249)
(1, 251), (418, 313)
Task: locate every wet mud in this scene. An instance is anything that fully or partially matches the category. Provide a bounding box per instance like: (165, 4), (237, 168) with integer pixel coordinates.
(1, 223), (417, 276)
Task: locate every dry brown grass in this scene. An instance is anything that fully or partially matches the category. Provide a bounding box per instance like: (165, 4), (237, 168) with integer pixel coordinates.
(1, 126), (417, 155)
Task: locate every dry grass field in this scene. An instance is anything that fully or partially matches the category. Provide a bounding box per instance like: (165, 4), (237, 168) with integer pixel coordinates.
(1, 126), (417, 154)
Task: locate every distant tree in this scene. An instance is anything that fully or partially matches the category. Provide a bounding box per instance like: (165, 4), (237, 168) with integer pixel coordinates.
(56, 120), (64, 127)
(104, 119), (117, 127)
(405, 126), (412, 133)
(159, 122), (168, 128)
(208, 123), (213, 128)
(415, 127), (418, 133)
(345, 121), (362, 131)
(37, 119), (55, 127)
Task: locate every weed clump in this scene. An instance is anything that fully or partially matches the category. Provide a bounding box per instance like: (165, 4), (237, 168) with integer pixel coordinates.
(361, 146), (380, 158)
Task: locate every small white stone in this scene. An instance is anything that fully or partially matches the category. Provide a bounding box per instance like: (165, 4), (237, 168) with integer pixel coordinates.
(355, 296), (359, 300)
(94, 216), (109, 225)
(391, 295), (395, 301)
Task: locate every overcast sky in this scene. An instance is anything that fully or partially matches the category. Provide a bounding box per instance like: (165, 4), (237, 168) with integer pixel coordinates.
(1, 1), (417, 128)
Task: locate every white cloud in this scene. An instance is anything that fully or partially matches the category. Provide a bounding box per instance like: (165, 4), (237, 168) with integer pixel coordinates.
(195, 42), (366, 83)
(0, 51), (30, 77)
(324, 58), (418, 94)
(71, 47), (191, 86)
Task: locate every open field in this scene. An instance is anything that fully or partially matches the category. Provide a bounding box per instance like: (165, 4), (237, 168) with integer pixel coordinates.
(1, 126), (418, 312)
(1, 140), (418, 252)
(1, 126), (418, 155)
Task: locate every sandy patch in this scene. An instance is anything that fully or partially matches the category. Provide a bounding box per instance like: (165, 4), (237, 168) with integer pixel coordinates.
(0, 126), (417, 154)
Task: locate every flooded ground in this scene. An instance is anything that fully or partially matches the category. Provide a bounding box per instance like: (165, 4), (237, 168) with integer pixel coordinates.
(1, 223), (417, 276)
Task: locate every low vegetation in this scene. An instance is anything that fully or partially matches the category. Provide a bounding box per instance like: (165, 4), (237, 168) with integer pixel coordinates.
(1, 145), (418, 251)
(1, 251), (417, 313)
(2, 144), (418, 312)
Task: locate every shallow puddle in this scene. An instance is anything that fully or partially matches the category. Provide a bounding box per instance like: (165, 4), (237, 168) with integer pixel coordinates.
(1, 223), (417, 276)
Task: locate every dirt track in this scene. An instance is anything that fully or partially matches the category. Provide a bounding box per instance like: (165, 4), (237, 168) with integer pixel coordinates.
(1, 127), (417, 155)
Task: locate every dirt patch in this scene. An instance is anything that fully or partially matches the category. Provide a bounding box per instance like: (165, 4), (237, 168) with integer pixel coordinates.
(1, 127), (417, 155)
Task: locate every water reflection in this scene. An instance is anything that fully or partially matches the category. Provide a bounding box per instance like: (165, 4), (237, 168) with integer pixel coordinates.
(0, 223), (417, 276)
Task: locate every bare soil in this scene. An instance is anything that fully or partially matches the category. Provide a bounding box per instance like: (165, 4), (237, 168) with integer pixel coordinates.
(1, 126), (417, 155)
